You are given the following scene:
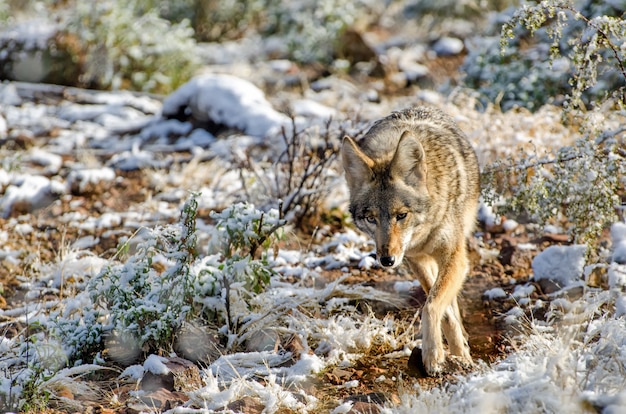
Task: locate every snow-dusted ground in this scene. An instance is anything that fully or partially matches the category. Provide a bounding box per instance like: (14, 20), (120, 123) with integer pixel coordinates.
(1, 56), (626, 414)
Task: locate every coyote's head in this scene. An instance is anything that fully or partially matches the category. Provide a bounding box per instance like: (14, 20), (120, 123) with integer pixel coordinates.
(342, 131), (432, 269)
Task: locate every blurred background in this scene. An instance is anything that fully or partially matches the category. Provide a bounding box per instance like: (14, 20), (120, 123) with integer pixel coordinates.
(3, 0), (622, 112)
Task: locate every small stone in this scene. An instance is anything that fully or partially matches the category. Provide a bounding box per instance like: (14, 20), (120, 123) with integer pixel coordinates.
(227, 396), (265, 414)
(140, 356), (202, 393)
(246, 328), (279, 352)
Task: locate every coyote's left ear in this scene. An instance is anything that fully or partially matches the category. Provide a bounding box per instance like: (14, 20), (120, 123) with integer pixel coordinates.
(390, 131), (427, 184)
(342, 136), (374, 189)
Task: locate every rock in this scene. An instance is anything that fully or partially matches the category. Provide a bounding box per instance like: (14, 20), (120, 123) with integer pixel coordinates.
(227, 396), (265, 414)
(161, 74), (290, 138)
(140, 356), (202, 393)
(174, 322), (223, 364)
(246, 328), (279, 352)
(348, 401), (381, 414)
(585, 265), (608, 289)
(137, 388), (188, 411)
(0, 20), (80, 85)
(345, 392), (391, 405)
(498, 243), (533, 268)
(397, 46), (430, 83)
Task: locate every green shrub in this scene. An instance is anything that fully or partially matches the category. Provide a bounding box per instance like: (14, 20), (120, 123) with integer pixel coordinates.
(64, 0), (199, 93)
(47, 196), (285, 364)
(463, 0), (625, 111)
(481, 0), (626, 247)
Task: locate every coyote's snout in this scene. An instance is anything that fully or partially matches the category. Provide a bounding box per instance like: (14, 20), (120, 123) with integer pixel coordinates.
(342, 106), (480, 376)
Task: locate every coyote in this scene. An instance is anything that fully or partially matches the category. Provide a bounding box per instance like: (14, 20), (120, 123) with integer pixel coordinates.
(342, 106), (480, 376)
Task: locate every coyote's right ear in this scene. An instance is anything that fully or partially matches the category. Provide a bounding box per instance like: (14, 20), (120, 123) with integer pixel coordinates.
(342, 136), (374, 189)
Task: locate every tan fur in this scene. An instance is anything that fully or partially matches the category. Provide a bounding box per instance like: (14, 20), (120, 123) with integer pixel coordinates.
(342, 106), (479, 375)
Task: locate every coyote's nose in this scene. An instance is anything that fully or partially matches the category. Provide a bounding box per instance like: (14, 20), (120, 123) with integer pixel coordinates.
(380, 256), (395, 267)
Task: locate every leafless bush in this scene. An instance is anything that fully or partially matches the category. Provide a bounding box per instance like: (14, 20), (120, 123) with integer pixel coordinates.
(237, 116), (366, 230)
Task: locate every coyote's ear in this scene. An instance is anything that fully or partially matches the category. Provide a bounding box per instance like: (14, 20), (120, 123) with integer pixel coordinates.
(390, 131), (427, 183)
(342, 136), (374, 189)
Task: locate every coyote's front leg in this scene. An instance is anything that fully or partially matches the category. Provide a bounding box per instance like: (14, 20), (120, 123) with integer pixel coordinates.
(409, 243), (471, 375)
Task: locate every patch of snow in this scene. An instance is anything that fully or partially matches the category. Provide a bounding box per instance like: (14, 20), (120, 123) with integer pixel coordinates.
(512, 283), (536, 299)
(0, 175), (66, 218)
(119, 365), (144, 381)
(292, 99), (337, 120)
(478, 201), (500, 227)
(0, 83), (22, 106)
(484, 287), (507, 300)
(358, 255), (376, 270)
(143, 354), (170, 375)
(502, 219), (519, 232)
(331, 402), (354, 413)
(610, 222), (626, 264)
(139, 119), (193, 141)
(0, 115), (6, 138)
(433, 36), (465, 56)
(162, 73), (290, 137)
(107, 144), (171, 171)
(26, 148), (63, 174)
(394, 280), (421, 293)
(532, 244), (587, 286)
(608, 264), (626, 289)
(616, 295), (626, 318)
(0, 19), (56, 50)
(67, 168), (116, 192)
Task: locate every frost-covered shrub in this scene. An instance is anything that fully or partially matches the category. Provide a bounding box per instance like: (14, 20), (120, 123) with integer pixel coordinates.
(46, 196), (285, 364)
(63, 0), (199, 93)
(463, 0), (626, 111)
(0, 0), (9, 23)
(195, 0), (384, 63)
(482, 123), (626, 245)
(480, 0), (626, 247)
(267, 0), (384, 64)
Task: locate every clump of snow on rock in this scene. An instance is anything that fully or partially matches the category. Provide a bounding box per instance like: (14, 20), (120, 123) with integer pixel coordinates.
(162, 73), (290, 137)
(531, 244), (587, 286)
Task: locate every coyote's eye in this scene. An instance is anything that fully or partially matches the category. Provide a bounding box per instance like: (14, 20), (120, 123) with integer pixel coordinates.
(365, 215), (376, 224)
(396, 212), (408, 221)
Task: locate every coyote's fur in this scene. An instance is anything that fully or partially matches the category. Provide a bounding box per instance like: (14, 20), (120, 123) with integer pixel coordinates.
(342, 106), (480, 375)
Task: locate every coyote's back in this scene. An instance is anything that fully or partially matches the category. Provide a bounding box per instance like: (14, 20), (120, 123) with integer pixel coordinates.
(342, 106), (479, 376)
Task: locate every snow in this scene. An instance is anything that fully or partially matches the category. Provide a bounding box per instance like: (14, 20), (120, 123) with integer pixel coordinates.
(0, 27), (624, 413)
(162, 73), (291, 137)
(433, 36), (464, 56)
(610, 222), (626, 264)
(67, 167), (116, 192)
(484, 287), (507, 300)
(531, 244), (588, 286)
(0, 175), (66, 218)
(143, 354), (170, 375)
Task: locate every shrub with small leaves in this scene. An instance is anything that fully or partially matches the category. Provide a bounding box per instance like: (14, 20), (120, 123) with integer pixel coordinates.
(463, 0), (625, 111)
(44, 196), (286, 365)
(63, 0), (199, 93)
(480, 0), (626, 248)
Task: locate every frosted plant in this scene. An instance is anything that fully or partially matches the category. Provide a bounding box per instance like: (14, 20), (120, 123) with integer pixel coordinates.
(463, 0), (625, 111)
(501, 0), (626, 111)
(63, 0), (199, 93)
(480, 0), (626, 247)
(483, 126), (626, 245)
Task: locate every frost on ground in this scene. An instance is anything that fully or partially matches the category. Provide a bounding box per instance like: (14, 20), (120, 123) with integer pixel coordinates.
(0, 73), (625, 413)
